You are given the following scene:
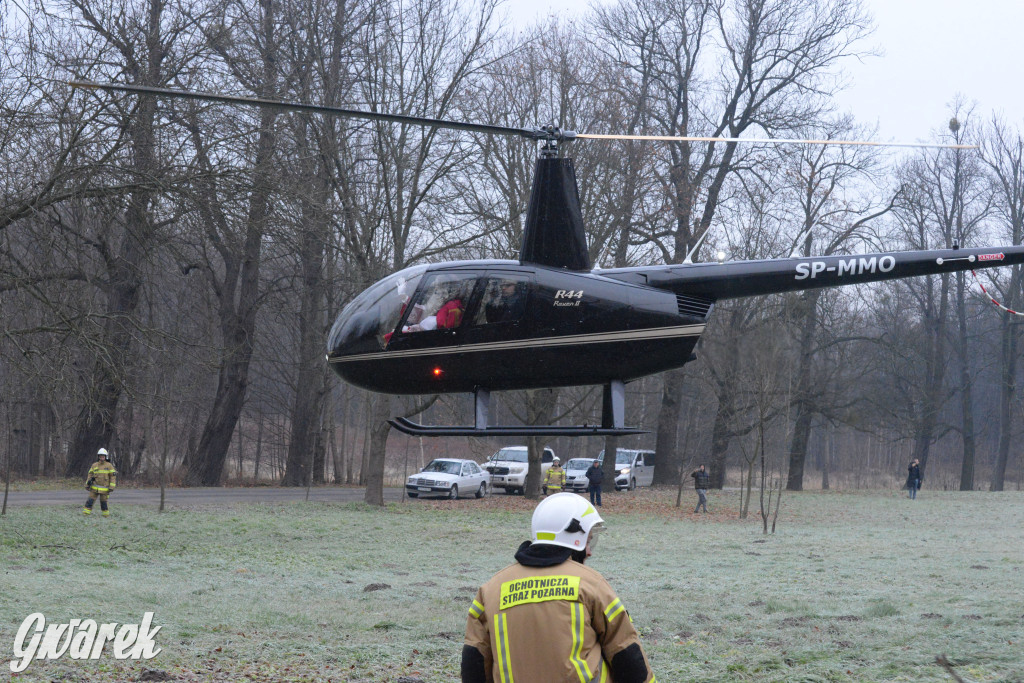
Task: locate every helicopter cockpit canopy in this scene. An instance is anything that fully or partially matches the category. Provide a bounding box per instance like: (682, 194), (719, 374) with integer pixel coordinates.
(328, 265), (428, 356)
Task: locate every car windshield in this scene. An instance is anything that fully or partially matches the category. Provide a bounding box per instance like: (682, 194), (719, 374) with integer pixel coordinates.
(491, 448), (528, 463)
(423, 460), (461, 475)
(566, 459), (592, 471)
(596, 450), (633, 466)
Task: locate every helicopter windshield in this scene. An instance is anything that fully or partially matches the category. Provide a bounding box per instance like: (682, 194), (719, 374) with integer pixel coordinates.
(327, 265), (428, 355)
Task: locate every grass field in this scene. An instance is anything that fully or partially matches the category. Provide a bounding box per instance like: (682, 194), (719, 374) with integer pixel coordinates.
(1, 488), (1022, 682)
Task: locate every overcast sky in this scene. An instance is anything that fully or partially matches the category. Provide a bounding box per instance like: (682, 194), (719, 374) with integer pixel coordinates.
(502, 0), (1024, 144)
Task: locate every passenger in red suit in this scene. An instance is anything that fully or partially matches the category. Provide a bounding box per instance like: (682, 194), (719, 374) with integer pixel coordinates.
(435, 298), (464, 329)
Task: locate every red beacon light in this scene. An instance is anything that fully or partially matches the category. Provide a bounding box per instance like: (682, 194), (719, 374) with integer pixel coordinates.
(433, 367), (443, 377)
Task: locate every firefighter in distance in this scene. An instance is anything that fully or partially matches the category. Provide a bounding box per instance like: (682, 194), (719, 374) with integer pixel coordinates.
(543, 457), (566, 496)
(83, 448), (117, 517)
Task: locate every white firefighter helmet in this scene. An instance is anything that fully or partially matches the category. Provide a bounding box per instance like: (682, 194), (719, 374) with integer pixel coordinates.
(531, 492), (603, 550)
(97, 448), (109, 457)
(552, 457), (560, 464)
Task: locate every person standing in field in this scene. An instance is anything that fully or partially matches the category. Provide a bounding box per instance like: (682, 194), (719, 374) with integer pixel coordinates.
(462, 492), (655, 683)
(83, 448), (117, 516)
(691, 464), (709, 513)
(905, 458), (922, 499)
(586, 459), (604, 506)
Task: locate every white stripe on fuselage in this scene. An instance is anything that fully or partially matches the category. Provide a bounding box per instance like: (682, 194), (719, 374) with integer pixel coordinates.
(328, 324), (706, 363)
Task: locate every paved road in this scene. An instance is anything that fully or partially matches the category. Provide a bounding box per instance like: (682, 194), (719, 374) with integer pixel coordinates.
(1, 486), (405, 507)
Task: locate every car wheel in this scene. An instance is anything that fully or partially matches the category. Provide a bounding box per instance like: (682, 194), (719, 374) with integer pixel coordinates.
(476, 482), (487, 499)
(449, 485), (459, 500)
(630, 477), (637, 491)
(407, 492), (418, 498)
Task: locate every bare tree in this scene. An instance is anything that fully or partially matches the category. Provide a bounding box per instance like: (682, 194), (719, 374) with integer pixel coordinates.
(356, 0), (500, 505)
(46, 0), (202, 476)
(780, 119), (893, 490)
(981, 118), (1024, 491)
(944, 110), (991, 491)
(592, 0), (873, 487)
(181, 0), (284, 485)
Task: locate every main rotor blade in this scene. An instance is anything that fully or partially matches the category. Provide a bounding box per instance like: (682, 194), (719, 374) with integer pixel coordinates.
(576, 132), (977, 150)
(69, 81), (542, 140)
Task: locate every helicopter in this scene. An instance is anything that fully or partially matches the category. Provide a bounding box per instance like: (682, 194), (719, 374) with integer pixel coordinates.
(71, 82), (1024, 437)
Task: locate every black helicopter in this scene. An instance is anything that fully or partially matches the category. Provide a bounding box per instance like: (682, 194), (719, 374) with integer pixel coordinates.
(72, 82), (1022, 437)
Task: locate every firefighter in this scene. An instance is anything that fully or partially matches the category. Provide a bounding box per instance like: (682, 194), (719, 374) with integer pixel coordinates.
(543, 457), (565, 496)
(83, 448), (117, 517)
(462, 492), (655, 683)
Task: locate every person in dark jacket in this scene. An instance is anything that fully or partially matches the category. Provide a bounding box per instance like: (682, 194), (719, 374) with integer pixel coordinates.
(905, 459), (922, 499)
(691, 465), (709, 513)
(585, 460), (604, 506)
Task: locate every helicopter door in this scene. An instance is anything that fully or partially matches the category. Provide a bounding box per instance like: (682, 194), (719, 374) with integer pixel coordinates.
(387, 273), (478, 350)
(460, 273), (532, 346)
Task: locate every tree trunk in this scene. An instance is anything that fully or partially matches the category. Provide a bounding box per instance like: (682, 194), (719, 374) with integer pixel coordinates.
(182, 0), (278, 486)
(363, 396), (393, 506)
(993, 302), (1019, 491)
(282, 116), (329, 486)
(913, 273), (950, 478)
(652, 369), (685, 486)
(955, 272), (976, 491)
(65, 0), (165, 477)
(524, 389), (558, 499)
(707, 392), (733, 489)
(601, 435), (619, 492)
(786, 291), (820, 491)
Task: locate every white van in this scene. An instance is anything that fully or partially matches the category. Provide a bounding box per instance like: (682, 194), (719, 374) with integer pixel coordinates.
(596, 449), (656, 490)
(483, 446), (555, 494)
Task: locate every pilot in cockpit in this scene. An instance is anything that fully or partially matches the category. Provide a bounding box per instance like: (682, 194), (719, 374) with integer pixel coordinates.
(484, 279), (525, 323)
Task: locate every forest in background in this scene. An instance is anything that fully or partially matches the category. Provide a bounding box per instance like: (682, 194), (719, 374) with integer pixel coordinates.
(2, 0), (1023, 501)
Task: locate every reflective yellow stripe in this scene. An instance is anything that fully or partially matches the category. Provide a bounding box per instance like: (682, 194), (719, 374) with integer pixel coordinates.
(494, 612), (514, 683)
(469, 600), (484, 619)
(604, 598), (625, 622)
(599, 658), (609, 682)
(569, 601), (594, 682)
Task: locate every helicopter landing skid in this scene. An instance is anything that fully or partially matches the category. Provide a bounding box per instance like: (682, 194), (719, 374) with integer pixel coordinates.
(388, 382), (645, 437)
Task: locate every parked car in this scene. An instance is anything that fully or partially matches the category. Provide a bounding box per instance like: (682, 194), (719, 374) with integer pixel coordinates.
(482, 446), (555, 494)
(594, 449), (656, 490)
(564, 458), (595, 492)
(406, 458), (489, 499)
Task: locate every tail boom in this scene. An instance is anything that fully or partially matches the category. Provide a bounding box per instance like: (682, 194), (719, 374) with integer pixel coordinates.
(602, 246), (1024, 301)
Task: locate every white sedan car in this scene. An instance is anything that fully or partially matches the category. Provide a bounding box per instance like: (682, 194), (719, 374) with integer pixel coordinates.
(406, 458), (489, 500)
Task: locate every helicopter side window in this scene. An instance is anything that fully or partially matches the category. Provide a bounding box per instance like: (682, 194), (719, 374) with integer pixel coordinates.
(400, 274), (476, 335)
(473, 276), (529, 326)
